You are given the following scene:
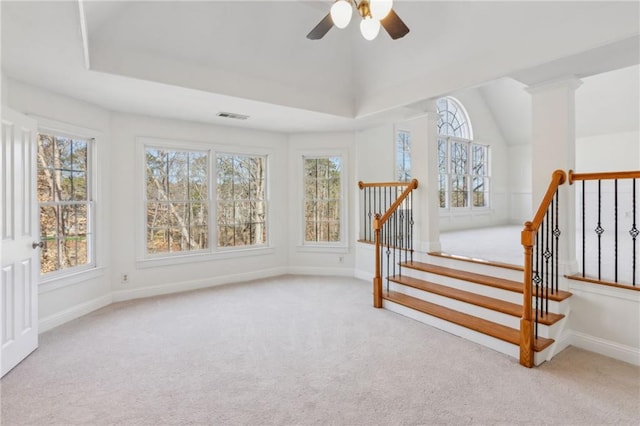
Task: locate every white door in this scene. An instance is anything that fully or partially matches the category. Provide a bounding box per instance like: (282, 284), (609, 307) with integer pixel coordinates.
(1, 107), (39, 377)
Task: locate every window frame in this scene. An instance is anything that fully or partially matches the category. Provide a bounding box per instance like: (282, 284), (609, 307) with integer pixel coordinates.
(436, 96), (491, 212)
(144, 144), (213, 258)
(136, 137), (273, 267)
(395, 128), (411, 182)
(439, 137), (490, 210)
(298, 150), (348, 251)
(215, 151), (269, 251)
(35, 119), (99, 284)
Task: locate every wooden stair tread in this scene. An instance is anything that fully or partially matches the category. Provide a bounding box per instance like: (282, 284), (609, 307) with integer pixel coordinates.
(566, 274), (640, 292)
(383, 290), (554, 352)
(388, 275), (564, 326)
(428, 251), (524, 272)
(402, 261), (572, 301)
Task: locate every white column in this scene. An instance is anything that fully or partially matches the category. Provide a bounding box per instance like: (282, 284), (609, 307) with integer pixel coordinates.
(527, 77), (582, 276)
(407, 101), (441, 253)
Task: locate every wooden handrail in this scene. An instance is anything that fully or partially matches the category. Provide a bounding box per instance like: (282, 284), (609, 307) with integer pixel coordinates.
(373, 179), (418, 230)
(529, 170), (566, 231)
(520, 169), (566, 368)
(568, 169), (640, 184)
(358, 180), (417, 189)
(371, 178), (418, 308)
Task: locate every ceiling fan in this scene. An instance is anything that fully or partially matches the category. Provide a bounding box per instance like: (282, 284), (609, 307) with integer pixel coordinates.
(307, 0), (409, 41)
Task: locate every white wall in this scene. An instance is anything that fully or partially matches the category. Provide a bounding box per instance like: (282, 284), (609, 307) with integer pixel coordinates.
(576, 131), (640, 172)
(5, 78), (113, 330)
(1, 71), (8, 105)
(508, 144), (533, 225)
(353, 124), (394, 279)
(569, 283), (640, 365)
(109, 113), (290, 300)
(287, 132), (356, 276)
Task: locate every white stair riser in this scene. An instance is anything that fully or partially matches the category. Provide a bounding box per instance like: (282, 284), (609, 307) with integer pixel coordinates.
(400, 270), (524, 303)
(423, 254), (525, 282)
(399, 270), (568, 313)
(388, 281), (557, 339)
(388, 282), (520, 329)
(383, 299), (520, 360)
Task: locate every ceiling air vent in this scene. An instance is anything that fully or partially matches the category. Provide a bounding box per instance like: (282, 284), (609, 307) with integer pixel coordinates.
(216, 112), (249, 120)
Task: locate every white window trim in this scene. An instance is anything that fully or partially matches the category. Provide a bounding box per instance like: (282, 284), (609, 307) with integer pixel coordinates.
(33, 116), (101, 286)
(395, 127), (411, 182)
(297, 149), (349, 251)
(439, 137), (491, 213)
(136, 137), (273, 266)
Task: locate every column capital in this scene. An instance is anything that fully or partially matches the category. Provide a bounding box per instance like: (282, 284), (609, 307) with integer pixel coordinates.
(526, 76), (583, 95)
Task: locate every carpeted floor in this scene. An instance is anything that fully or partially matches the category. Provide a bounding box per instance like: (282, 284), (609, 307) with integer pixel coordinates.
(440, 225), (524, 266)
(1, 275), (638, 425)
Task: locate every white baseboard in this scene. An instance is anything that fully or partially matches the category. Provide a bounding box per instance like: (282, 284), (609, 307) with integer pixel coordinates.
(286, 266), (354, 277)
(570, 331), (640, 366)
(112, 267), (288, 302)
(354, 269), (373, 281)
(39, 294), (113, 333)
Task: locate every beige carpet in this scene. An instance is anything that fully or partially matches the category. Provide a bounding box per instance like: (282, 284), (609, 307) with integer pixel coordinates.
(440, 225), (524, 266)
(1, 275), (638, 425)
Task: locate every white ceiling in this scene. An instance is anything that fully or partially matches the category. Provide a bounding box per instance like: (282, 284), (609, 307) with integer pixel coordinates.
(1, 1), (639, 134)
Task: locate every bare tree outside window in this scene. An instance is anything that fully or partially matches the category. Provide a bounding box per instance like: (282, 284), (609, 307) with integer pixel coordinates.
(145, 148), (209, 254)
(304, 157), (341, 243)
(436, 97), (490, 209)
(37, 133), (92, 274)
(396, 130), (411, 181)
(216, 154), (267, 247)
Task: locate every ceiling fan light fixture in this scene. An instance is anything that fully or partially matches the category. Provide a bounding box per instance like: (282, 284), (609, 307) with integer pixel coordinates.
(360, 16), (380, 41)
(330, 0), (353, 29)
(370, 0), (393, 20)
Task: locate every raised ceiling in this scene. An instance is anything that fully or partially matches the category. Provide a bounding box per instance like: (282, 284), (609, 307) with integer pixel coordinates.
(2, 1), (639, 132)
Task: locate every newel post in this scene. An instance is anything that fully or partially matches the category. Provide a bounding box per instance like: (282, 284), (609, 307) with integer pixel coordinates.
(373, 213), (382, 308)
(520, 221), (535, 367)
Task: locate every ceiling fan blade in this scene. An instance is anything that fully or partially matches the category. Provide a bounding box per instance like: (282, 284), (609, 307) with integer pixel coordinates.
(380, 9), (410, 40)
(307, 13), (334, 40)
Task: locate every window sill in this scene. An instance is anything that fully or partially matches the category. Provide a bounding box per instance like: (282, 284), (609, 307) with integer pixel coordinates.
(440, 207), (493, 216)
(296, 245), (349, 254)
(136, 246), (276, 269)
(39, 266), (106, 294)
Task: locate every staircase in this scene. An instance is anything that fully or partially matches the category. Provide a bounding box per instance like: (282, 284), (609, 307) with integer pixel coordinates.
(380, 253), (571, 366)
(359, 172), (572, 367)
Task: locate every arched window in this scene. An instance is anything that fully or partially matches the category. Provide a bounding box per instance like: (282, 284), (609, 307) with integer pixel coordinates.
(437, 97), (489, 209)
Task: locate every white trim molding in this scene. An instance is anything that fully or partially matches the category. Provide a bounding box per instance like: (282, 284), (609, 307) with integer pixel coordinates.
(39, 294), (112, 333)
(112, 267), (287, 302)
(570, 331), (640, 366)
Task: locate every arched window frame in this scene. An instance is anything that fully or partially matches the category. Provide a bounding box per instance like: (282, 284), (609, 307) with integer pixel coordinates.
(437, 97), (490, 210)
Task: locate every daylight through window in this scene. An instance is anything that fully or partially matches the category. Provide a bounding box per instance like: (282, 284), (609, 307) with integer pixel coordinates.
(437, 97), (490, 209)
(216, 154), (267, 248)
(304, 156), (342, 243)
(145, 148), (209, 254)
(37, 133), (93, 274)
(396, 130), (411, 182)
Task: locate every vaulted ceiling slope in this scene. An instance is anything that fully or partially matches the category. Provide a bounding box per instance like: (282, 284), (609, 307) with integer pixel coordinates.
(2, 1), (639, 132)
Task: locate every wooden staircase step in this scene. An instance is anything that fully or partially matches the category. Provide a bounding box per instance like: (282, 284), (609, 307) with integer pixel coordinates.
(388, 275), (564, 326)
(401, 261), (572, 302)
(383, 290), (554, 352)
(428, 251), (524, 272)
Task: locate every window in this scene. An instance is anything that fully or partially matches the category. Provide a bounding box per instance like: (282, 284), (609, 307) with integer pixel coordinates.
(37, 133), (93, 275)
(437, 97), (490, 209)
(396, 129), (411, 181)
(145, 148), (209, 255)
(303, 156), (342, 243)
(216, 154), (267, 248)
